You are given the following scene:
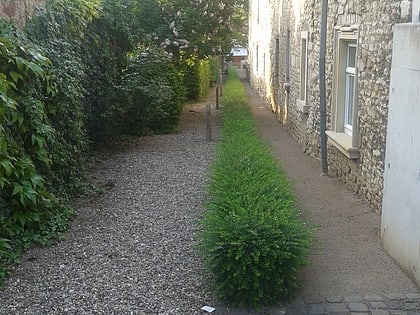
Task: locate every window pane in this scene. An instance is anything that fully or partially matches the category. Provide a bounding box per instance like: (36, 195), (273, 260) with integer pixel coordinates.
(300, 38), (307, 100)
(345, 74), (354, 127)
(347, 45), (356, 68)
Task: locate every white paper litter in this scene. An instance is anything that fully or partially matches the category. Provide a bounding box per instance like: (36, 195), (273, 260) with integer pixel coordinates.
(200, 305), (216, 313)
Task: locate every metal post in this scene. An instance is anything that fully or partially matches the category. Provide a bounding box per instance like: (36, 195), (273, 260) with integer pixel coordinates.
(219, 54), (223, 96)
(216, 86), (219, 110)
(206, 104), (212, 142)
(319, 0), (328, 175)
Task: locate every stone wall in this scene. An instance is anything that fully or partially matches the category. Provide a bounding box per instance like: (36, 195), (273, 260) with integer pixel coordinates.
(0, 0), (46, 28)
(248, 0), (412, 210)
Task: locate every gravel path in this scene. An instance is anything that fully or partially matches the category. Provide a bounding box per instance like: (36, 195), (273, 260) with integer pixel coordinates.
(1, 79), (419, 315)
(0, 97), (220, 314)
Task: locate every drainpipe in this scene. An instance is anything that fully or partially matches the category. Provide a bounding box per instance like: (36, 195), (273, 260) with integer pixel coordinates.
(319, 0), (328, 175)
(283, 29), (291, 106)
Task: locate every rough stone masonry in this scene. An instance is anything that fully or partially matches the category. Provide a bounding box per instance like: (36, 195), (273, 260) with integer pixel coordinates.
(248, 0), (412, 211)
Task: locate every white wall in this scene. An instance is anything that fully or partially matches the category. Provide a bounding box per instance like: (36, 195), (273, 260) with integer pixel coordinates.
(413, 0), (420, 23)
(381, 23), (420, 287)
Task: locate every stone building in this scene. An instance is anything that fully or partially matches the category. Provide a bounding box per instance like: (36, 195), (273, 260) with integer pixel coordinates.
(248, 0), (413, 210)
(229, 46), (248, 69)
(0, 0), (46, 28)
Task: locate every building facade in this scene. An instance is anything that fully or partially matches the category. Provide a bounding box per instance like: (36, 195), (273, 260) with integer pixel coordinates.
(248, 0), (413, 210)
(0, 0), (46, 28)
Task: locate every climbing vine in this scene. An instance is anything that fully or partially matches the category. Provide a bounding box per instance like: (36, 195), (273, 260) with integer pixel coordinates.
(0, 20), (71, 274)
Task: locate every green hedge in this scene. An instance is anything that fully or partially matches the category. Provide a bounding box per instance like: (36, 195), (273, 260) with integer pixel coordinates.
(198, 68), (312, 307)
(26, 0), (96, 197)
(209, 56), (219, 86)
(120, 50), (185, 135)
(183, 57), (212, 102)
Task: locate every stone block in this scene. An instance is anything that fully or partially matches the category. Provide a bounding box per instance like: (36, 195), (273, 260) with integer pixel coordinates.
(307, 303), (324, 315)
(348, 302), (369, 312)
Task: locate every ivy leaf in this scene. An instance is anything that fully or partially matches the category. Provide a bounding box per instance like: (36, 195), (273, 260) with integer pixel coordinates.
(11, 112), (24, 127)
(12, 183), (23, 197)
(0, 94), (17, 110)
(9, 71), (23, 83)
(0, 238), (12, 256)
(0, 158), (14, 176)
(27, 62), (44, 77)
(29, 50), (50, 65)
(23, 185), (38, 205)
(31, 134), (45, 147)
(0, 176), (10, 189)
(30, 174), (44, 188)
(14, 56), (27, 72)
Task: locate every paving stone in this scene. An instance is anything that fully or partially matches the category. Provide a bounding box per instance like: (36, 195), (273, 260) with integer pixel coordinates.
(371, 310), (390, 315)
(386, 294), (407, 300)
(369, 301), (388, 309)
(407, 311), (420, 315)
(285, 297), (306, 315)
(308, 303), (324, 315)
(406, 294), (420, 300)
(325, 302), (349, 313)
(345, 296), (364, 303)
(325, 296), (344, 303)
(389, 311), (408, 315)
(285, 306), (306, 315)
(366, 294), (385, 301)
(350, 313), (369, 315)
(348, 302), (369, 312)
(403, 301), (420, 311)
(288, 297), (305, 308)
(389, 300), (403, 309)
(305, 295), (324, 304)
(264, 307), (287, 315)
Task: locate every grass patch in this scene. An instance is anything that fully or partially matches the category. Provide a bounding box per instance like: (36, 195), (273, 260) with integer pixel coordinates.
(198, 67), (312, 307)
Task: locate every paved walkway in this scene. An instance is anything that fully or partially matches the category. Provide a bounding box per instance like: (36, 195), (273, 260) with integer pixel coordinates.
(213, 70), (420, 314)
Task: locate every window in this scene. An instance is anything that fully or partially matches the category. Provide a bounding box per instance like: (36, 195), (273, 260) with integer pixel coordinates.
(298, 31), (309, 113)
(275, 37), (280, 77)
(326, 26), (360, 159)
(344, 44), (356, 135)
(263, 52), (266, 75)
(257, 0), (260, 24)
(256, 45), (259, 72)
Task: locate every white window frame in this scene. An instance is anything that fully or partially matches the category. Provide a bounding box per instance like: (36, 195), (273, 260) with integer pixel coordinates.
(263, 52), (266, 75)
(344, 44), (356, 136)
(257, 0), (260, 24)
(297, 31), (309, 113)
(326, 25), (360, 159)
(256, 45), (259, 73)
(275, 37), (280, 78)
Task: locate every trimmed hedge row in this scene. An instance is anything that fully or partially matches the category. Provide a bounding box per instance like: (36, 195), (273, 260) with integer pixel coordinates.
(198, 68), (312, 307)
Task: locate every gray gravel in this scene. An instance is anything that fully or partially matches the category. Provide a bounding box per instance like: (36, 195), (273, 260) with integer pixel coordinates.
(0, 101), (220, 314)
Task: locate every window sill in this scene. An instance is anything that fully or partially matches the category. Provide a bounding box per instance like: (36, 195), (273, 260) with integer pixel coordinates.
(297, 99), (309, 114)
(326, 131), (360, 159)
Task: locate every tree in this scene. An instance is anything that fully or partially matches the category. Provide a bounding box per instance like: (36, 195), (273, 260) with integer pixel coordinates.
(136, 0), (248, 58)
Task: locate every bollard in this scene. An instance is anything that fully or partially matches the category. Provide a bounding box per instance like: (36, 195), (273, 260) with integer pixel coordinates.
(206, 104), (212, 142)
(216, 86), (219, 110)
